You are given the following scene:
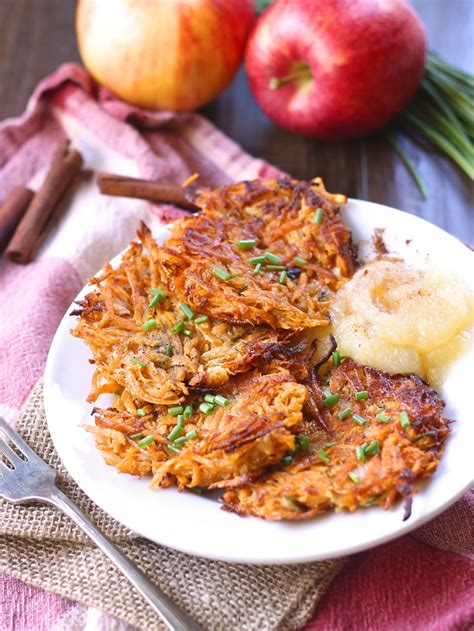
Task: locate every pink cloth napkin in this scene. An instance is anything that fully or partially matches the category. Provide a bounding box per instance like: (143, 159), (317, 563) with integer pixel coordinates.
(0, 64), (473, 631)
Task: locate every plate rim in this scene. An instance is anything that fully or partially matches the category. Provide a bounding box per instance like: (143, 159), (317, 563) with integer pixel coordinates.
(43, 197), (474, 565)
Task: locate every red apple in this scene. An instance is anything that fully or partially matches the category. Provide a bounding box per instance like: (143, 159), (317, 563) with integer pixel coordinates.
(245, 0), (427, 139)
(77, 0), (255, 111)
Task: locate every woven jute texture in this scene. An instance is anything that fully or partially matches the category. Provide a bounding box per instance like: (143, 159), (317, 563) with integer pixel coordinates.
(0, 380), (346, 631)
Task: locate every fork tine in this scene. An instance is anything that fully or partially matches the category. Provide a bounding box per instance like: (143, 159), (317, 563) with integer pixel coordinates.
(0, 417), (38, 461)
(0, 437), (25, 468)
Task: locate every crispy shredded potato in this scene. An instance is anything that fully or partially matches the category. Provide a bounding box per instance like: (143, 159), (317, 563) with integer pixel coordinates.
(72, 176), (452, 523)
(72, 225), (306, 404)
(89, 369), (306, 489)
(222, 359), (450, 520)
(158, 177), (355, 329)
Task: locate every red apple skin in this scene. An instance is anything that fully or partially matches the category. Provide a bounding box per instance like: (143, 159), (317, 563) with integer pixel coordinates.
(245, 0), (427, 139)
(77, 0), (255, 111)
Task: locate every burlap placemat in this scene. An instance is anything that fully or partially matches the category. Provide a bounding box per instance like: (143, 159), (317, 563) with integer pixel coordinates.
(0, 380), (346, 630)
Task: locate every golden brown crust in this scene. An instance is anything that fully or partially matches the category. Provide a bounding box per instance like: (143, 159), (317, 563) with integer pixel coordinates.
(158, 178), (354, 329)
(72, 225), (304, 404)
(89, 370), (307, 490)
(222, 359), (450, 520)
(71, 176), (451, 523)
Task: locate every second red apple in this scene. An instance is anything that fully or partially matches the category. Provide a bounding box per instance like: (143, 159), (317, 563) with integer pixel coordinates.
(245, 0), (427, 139)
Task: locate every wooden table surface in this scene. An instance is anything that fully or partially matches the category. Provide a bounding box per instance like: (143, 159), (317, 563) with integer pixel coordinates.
(0, 0), (472, 241)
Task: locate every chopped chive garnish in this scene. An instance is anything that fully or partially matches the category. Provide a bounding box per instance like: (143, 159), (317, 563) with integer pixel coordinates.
(365, 494), (381, 506)
(168, 405), (184, 416)
(172, 437), (186, 446)
(253, 262), (262, 274)
(264, 252), (282, 264)
(324, 388), (331, 398)
(338, 407), (352, 420)
(214, 395), (229, 407)
(183, 404), (193, 419)
(355, 390), (369, 400)
(266, 264), (286, 270)
(296, 435), (309, 451)
(356, 444), (367, 462)
(167, 415), (185, 441)
(280, 455), (294, 466)
(167, 416), (184, 442)
(332, 351), (341, 367)
(279, 270), (288, 284)
(412, 431), (437, 443)
(149, 289), (166, 309)
(400, 411), (411, 428)
(236, 239), (257, 249)
(213, 267), (232, 281)
(129, 432), (143, 440)
(204, 394), (215, 404)
(167, 445), (181, 454)
(352, 414), (367, 426)
(365, 440), (380, 456)
(131, 357), (145, 368)
(324, 393), (340, 407)
(284, 495), (299, 508)
(163, 343), (173, 356)
(249, 255), (267, 265)
(183, 329), (192, 337)
(199, 402), (214, 415)
(174, 429), (198, 445)
(142, 318), (157, 331)
(137, 435), (154, 447)
(191, 486), (205, 495)
(114, 390), (122, 396)
(179, 303), (195, 320)
(149, 295), (161, 309)
(318, 448), (329, 463)
(293, 256), (307, 266)
(348, 471), (361, 484)
(194, 315), (208, 324)
(171, 321), (185, 334)
(376, 413), (392, 423)
(324, 441), (338, 449)
(137, 409), (146, 417)
(314, 208), (324, 224)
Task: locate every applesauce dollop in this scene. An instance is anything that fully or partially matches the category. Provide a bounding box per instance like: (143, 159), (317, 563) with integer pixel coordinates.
(330, 260), (474, 389)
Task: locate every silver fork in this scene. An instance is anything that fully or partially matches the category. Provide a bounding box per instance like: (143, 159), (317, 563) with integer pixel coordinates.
(0, 418), (200, 631)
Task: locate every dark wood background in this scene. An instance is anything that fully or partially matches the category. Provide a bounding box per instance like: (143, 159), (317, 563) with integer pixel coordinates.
(0, 0), (472, 241)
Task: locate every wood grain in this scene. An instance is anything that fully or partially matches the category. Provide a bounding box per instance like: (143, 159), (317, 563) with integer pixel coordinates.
(0, 0), (472, 241)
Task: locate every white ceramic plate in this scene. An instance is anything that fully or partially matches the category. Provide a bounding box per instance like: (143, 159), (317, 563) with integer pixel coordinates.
(44, 199), (474, 565)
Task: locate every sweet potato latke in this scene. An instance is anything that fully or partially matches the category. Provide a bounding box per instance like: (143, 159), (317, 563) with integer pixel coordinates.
(72, 176), (450, 522)
(72, 223), (305, 404)
(222, 359), (450, 520)
(91, 369), (306, 490)
(158, 177), (355, 329)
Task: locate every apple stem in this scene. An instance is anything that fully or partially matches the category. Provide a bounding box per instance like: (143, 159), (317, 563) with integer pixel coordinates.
(269, 62), (313, 90)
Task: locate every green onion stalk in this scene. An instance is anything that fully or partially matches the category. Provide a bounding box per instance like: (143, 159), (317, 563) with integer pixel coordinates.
(390, 51), (474, 197)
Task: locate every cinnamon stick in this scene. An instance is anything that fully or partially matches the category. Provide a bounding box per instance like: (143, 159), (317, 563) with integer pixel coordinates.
(5, 140), (83, 264)
(97, 173), (200, 212)
(0, 186), (34, 253)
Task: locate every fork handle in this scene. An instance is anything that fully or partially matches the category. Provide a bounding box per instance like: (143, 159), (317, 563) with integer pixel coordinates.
(47, 488), (201, 631)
